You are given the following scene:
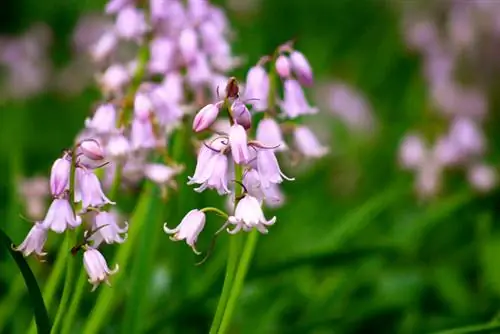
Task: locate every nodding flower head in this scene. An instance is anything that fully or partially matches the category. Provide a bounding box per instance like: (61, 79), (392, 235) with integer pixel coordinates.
(192, 103), (222, 132)
(290, 50), (313, 86)
(281, 79), (317, 118)
(106, 134), (130, 159)
(89, 211), (128, 247)
(144, 163), (182, 186)
(243, 65), (269, 112)
(85, 104), (117, 134)
(83, 247), (119, 292)
(115, 5), (147, 41)
(228, 195), (276, 234)
(50, 155), (71, 197)
(179, 28), (199, 64)
(14, 222), (48, 257)
(42, 198), (82, 233)
(230, 100), (251, 130)
(293, 126), (329, 158)
(229, 124), (250, 164)
(256, 148), (294, 189)
(78, 170), (115, 209)
(256, 118), (287, 152)
(163, 209), (206, 254)
(188, 152), (230, 195)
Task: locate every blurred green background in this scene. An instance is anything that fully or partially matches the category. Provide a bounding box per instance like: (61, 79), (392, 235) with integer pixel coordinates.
(2, 0), (500, 333)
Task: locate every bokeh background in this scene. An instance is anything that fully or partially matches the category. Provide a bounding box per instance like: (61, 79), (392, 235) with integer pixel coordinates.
(2, 0), (500, 333)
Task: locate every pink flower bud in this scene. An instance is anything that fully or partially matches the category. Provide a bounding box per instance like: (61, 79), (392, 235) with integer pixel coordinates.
(231, 100), (252, 129)
(275, 55), (291, 78)
(192, 103), (220, 132)
(290, 50), (313, 86)
(50, 157), (71, 197)
(243, 66), (269, 112)
(80, 139), (104, 161)
(229, 124), (250, 164)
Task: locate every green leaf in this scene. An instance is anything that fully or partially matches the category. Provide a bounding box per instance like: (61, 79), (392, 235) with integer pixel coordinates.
(0, 228), (51, 334)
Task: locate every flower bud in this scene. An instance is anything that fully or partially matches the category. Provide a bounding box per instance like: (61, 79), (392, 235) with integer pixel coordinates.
(50, 157), (71, 197)
(275, 55), (291, 78)
(192, 103), (221, 132)
(243, 66), (269, 112)
(290, 50), (313, 86)
(231, 100), (251, 129)
(80, 139), (105, 161)
(225, 77), (240, 99)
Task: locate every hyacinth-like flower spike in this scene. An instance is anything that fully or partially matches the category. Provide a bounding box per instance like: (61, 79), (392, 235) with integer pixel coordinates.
(163, 209), (206, 254)
(42, 197), (82, 233)
(14, 222), (48, 257)
(49, 155), (71, 197)
(83, 247), (119, 292)
(228, 195), (276, 234)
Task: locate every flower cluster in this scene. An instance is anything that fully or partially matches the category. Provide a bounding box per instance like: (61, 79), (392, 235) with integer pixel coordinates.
(398, 1), (498, 196)
(15, 140), (122, 290)
(165, 40), (328, 253)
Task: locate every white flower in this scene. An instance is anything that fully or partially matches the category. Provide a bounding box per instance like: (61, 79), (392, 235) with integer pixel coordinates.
(83, 247), (119, 292)
(14, 222), (48, 257)
(228, 195), (276, 234)
(163, 209), (206, 254)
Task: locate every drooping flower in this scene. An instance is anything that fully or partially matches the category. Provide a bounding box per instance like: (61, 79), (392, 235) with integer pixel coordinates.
(256, 149), (294, 188)
(179, 28), (199, 64)
(49, 156), (71, 197)
(290, 50), (313, 86)
(89, 211), (128, 246)
(42, 198), (82, 233)
(85, 104), (117, 134)
(149, 37), (174, 74)
(163, 209), (206, 254)
(131, 117), (157, 150)
(106, 134), (130, 159)
(243, 65), (269, 112)
(83, 247), (119, 291)
(230, 100), (251, 129)
(14, 222), (48, 257)
(281, 79), (317, 118)
(192, 103), (221, 132)
(243, 168), (285, 207)
(144, 163), (182, 185)
(98, 64), (131, 95)
(115, 6), (147, 41)
(189, 153), (230, 195)
(293, 126), (328, 158)
(275, 55), (291, 78)
(229, 124), (250, 164)
(228, 195), (276, 234)
(78, 170), (115, 209)
(256, 118), (287, 152)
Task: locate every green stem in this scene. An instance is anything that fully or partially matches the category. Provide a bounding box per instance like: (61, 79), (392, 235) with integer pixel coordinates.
(209, 164), (244, 334)
(60, 267), (86, 334)
(217, 230), (259, 334)
(49, 230), (76, 334)
(201, 207), (229, 220)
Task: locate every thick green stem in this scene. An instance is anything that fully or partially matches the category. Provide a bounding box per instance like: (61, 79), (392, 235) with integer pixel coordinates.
(217, 230), (259, 334)
(209, 164), (244, 334)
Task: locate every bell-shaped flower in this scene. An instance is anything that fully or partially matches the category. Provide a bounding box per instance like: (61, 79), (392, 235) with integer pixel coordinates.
(131, 117), (156, 150)
(163, 209), (206, 254)
(98, 64), (130, 96)
(399, 134), (426, 169)
(192, 103), (221, 132)
(89, 211), (128, 247)
(228, 195), (276, 234)
(189, 153), (230, 195)
(115, 6), (147, 40)
(188, 143), (218, 185)
(187, 53), (211, 87)
(14, 222), (48, 257)
(275, 55), (291, 78)
(160, 72), (183, 104)
(243, 65), (269, 112)
(280, 79), (317, 118)
(231, 100), (252, 129)
(256, 149), (294, 188)
(106, 134), (130, 159)
(256, 118), (287, 152)
(90, 31), (117, 62)
(83, 247), (119, 291)
(49, 156), (71, 197)
(42, 198), (82, 233)
(290, 50), (313, 86)
(229, 124), (250, 164)
(293, 126), (328, 158)
(243, 169), (284, 207)
(179, 28), (198, 64)
(79, 171), (115, 209)
(85, 104), (117, 134)
(134, 93), (153, 121)
(80, 139), (104, 161)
